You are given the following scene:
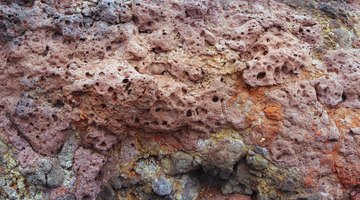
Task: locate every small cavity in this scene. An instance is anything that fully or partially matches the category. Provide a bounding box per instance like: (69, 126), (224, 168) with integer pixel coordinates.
(51, 114), (58, 121)
(212, 96), (219, 103)
(85, 72), (93, 78)
(135, 118), (140, 123)
(186, 110), (192, 117)
(256, 72), (266, 79)
(108, 87), (114, 92)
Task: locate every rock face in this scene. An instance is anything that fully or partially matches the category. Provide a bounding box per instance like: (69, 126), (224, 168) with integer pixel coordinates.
(0, 0), (360, 199)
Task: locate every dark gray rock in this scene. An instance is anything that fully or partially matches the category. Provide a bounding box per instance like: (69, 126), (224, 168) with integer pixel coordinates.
(95, 0), (121, 24)
(254, 146), (269, 157)
(0, 3), (27, 42)
(33, 158), (64, 187)
(97, 183), (115, 200)
(109, 176), (123, 190)
(94, 0), (132, 24)
(15, 93), (34, 118)
(47, 164), (64, 187)
(319, 3), (338, 19)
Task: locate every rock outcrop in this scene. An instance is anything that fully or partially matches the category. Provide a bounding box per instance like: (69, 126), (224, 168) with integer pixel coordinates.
(0, 0), (360, 199)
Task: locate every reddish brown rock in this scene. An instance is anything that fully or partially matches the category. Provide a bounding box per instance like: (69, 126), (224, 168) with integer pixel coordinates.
(0, 0), (359, 199)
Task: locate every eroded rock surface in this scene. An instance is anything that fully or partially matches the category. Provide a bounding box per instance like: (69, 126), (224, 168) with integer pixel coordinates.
(1, 0), (360, 199)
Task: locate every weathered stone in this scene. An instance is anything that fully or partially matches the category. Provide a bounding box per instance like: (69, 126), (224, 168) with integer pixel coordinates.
(47, 163), (64, 187)
(97, 183), (115, 200)
(199, 137), (247, 179)
(246, 155), (269, 171)
(0, 0), (360, 199)
(58, 134), (76, 169)
(173, 175), (200, 200)
(170, 151), (198, 174)
(152, 177), (172, 196)
(109, 176), (123, 190)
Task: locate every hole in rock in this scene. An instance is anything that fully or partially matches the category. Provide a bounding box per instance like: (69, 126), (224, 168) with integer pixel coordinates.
(341, 93), (347, 102)
(212, 96), (219, 103)
(52, 114), (58, 121)
(107, 87), (114, 92)
(135, 118), (140, 123)
(83, 195), (91, 200)
(186, 110), (192, 117)
(43, 46), (49, 56)
(112, 92), (118, 101)
(281, 64), (289, 73)
(54, 100), (64, 108)
(256, 72), (266, 79)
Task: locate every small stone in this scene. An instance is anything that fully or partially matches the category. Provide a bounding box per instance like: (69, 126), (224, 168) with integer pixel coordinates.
(34, 169), (47, 186)
(97, 183), (115, 200)
(221, 179), (243, 195)
(47, 164), (64, 187)
(37, 158), (52, 173)
(246, 155), (269, 171)
(0, 140), (8, 154)
(176, 175), (200, 200)
(152, 177), (172, 196)
(170, 151), (197, 174)
(109, 176), (122, 190)
(160, 157), (172, 174)
(3, 185), (18, 200)
(254, 146), (269, 157)
(58, 135), (76, 169)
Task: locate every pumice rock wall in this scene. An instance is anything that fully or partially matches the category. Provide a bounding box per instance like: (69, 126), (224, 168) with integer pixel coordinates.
(0, 0), (360, 199)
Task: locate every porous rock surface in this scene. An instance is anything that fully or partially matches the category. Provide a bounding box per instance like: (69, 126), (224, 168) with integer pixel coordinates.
(0, 0), (360, 199)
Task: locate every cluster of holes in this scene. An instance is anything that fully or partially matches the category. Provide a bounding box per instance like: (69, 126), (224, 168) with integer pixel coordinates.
(129, 94), (223, 127)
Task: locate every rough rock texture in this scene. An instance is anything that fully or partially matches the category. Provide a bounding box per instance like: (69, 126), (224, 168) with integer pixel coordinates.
(0, 0), (360, 199)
